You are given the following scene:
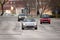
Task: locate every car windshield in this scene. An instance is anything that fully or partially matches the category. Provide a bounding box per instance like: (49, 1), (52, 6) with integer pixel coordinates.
(24, 18), (35, 22)
(41, 14), (49, 18)
(19, 14), (27, 16)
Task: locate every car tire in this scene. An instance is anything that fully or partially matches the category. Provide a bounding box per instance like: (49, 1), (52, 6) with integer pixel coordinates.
(22, 27), (24, 30)
(22, 24), (24, 30)
(49, 22), (50, 24)
(40, 22), (42, 24)
(35, 27), (37, 30)
(18, 19), (20, 21)
(22, 26), (24, 30)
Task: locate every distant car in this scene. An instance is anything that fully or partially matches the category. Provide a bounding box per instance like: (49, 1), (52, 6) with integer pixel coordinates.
(40, 14), (51, 24)
(18, 13), (27, 21)
(22, 18), (37, 30)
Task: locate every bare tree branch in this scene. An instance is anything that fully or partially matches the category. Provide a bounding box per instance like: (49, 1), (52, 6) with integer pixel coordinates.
(0, 0), (8, 16)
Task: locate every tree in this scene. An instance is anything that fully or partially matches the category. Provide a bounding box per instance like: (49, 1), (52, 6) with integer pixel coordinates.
(0, 0), (8, 16)
(37, 0), (51, 17)
(24, 0), (36, 16)
(50, 0), (60, 18)
(22, 0), (30, 15)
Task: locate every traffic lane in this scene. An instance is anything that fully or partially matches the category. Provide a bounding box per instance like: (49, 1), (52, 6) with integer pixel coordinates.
(0, 18), (60, 40)
(0, 21), (22, 34)
(37, 18), (60, 37)
(0, 18), (60, 32)
(38, 18), (60, 32)
(19, 19), (60, 38)
(39, 24), (60, 36)
(20, 18), (60, 33)
(0, 21), (22, 40)
(0, 35), (18, 40)
(21, 30), (60, 38)
(21, 38), (60, 40)
(51, 18), (60, 32)
(0, 18), (59, 40)
(0, 30), (60, 40)
(0, 20), (59, 38)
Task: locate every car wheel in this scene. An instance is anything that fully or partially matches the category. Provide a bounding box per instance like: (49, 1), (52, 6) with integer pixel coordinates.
(49, 22), (50, 24)
(35, 27), (37, 30)
(22, 27), (24, 30)
(18, 19), (20, 21)
(22, 24), (24, 30)
(40, 22), (42, 24)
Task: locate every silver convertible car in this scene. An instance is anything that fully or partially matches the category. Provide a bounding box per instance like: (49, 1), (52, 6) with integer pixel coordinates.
(22, 18), (37, 30)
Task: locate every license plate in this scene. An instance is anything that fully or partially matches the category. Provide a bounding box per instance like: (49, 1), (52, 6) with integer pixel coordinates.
(44, 21), (48, 22)
(27, 24), (34, 25)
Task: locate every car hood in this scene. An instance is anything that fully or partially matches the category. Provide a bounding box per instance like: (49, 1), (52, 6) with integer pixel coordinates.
(23, 22), (36, 24)
(23, 22), (37, 26)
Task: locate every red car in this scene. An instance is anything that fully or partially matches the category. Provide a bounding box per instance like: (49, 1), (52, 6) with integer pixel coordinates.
(40, 14), (51, 24)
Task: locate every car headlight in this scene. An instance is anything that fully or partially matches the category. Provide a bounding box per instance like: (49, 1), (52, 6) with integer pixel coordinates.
(34, 23), (37, 25)
(23, 23), (26, 25)
(19, 16), (21, 18)
(25, 16), (27, 18)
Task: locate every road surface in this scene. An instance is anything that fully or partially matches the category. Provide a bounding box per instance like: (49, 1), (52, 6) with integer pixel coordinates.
(0, 17), (60, 40)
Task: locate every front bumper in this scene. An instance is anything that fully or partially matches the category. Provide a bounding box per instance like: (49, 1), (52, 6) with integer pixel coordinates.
(40, 20), (50, 23)
(42, 21), (50, 23)
(22, 25), (37, 28)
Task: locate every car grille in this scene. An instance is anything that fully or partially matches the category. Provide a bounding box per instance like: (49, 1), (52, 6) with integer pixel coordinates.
(43, 20), (48, 21)
(26, 26), (34, 28)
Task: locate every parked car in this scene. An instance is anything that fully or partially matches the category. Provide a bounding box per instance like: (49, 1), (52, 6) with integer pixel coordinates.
(22, 18), (37, 30)
(18, 13), (27, 21)
(40, 14), (51, 24)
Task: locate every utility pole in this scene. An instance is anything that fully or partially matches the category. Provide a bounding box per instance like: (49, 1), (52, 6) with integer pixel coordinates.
(55, 9), (58, 18)
(36, 0), (38, 16)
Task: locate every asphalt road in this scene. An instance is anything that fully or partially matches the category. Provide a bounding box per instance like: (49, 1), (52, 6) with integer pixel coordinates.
(0, 17), (60, 40)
